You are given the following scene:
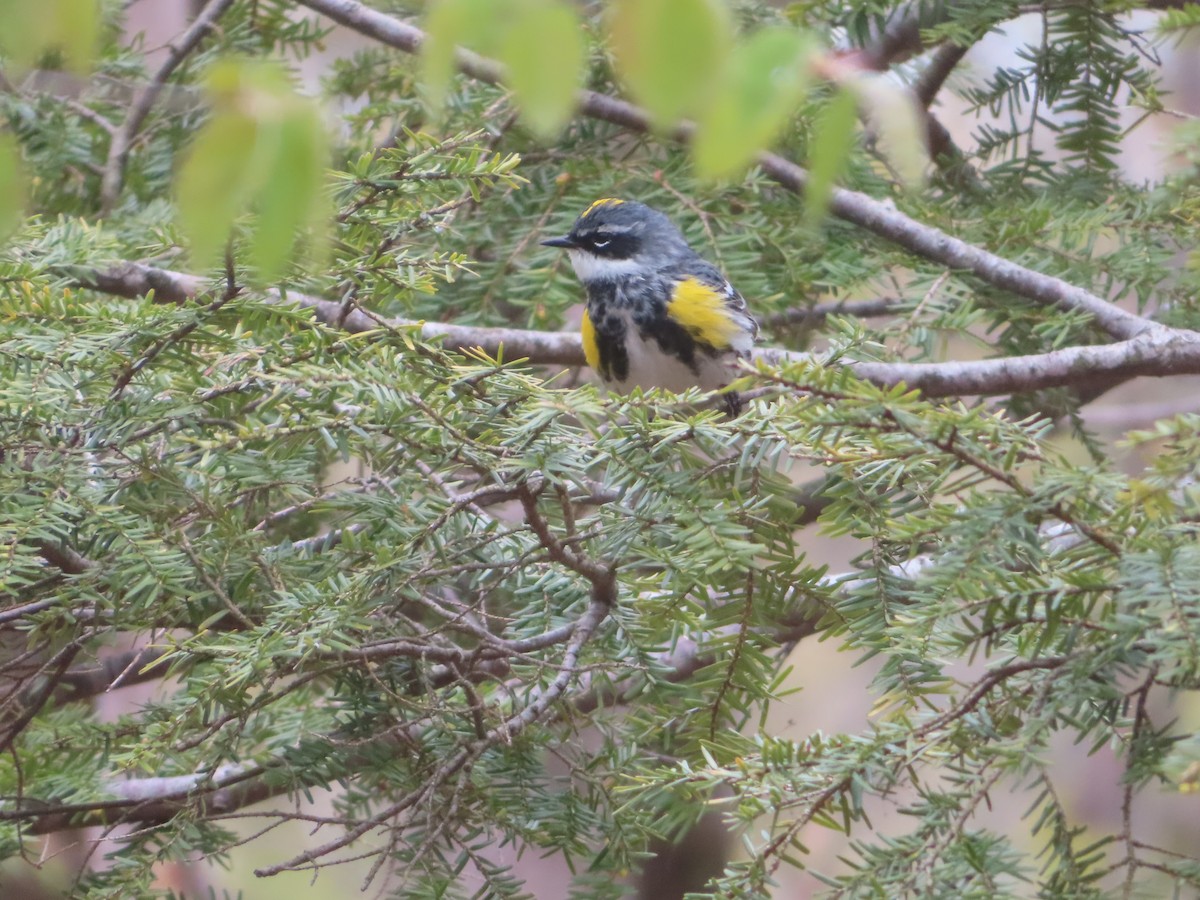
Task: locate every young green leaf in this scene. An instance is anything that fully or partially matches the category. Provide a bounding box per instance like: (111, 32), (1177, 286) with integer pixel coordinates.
(692, 27), (813, 180)
(53, 0), (99, 73)
(251, 109), (329, 278)
(849, 74), (929, 190)
(609, 0), (731, 128)
(176, 60), (329, 278)
(500, 0), (585, 139)
(421, 0), (503, 111)
(177, 108), (263, 268)
(0, 136), (25, 243)
(804, 87), (859, 225)
(0, 0), (97, 72)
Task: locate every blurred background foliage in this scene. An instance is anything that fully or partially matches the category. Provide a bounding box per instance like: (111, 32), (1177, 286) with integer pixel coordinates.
(2, 0), (1200, 897)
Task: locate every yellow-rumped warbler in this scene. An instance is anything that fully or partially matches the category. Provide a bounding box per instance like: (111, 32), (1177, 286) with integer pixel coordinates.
(542, 199), (758, 413)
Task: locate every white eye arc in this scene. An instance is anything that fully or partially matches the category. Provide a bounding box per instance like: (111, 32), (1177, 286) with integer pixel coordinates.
(592, 238), (611, 249)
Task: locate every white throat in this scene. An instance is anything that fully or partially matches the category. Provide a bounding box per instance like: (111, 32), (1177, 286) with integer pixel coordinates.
(568, 250), (645, 283)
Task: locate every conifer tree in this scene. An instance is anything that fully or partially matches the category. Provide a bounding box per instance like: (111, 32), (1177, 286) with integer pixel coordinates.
(2, 1), (1200, 896)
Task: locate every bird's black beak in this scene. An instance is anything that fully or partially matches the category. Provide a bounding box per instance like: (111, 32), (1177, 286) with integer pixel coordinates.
(541, 235), (576, 249)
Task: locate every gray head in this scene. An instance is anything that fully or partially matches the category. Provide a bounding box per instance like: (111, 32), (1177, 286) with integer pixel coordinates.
(541, 199), (692, 283)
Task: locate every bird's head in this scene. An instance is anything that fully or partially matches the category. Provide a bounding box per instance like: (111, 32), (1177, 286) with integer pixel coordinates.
(541, 198), (689, 283)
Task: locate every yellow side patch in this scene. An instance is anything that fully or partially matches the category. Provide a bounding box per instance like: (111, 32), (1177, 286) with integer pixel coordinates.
(667, 277), (740, 350)
(581, 308), (603, 374)
(583, 197), (625, 217)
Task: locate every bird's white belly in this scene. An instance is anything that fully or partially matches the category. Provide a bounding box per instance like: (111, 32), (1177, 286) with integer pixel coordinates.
(610, 321), (739, 397)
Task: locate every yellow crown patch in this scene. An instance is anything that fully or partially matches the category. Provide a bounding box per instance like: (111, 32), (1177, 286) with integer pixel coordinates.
(582, 197), (625, 217)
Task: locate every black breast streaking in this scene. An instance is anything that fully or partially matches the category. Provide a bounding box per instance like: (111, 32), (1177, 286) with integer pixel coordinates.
(584, 282), (630, 383)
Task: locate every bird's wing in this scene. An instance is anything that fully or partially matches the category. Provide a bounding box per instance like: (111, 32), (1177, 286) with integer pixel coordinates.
(689, 259), (758, 349)
(665, 272), (757, 356)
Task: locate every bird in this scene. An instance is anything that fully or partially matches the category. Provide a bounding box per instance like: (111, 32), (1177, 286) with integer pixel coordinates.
(541, 198), (757, 414)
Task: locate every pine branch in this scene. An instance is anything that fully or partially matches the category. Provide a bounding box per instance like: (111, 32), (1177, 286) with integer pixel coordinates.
(69, 261), (1200, 397)
(69, 261), (587, 366)
(293, 0), (1158, 343)
(6, 615), (611, 843)
(1, 601), (822, 836)
(841, 328), (1200, 396)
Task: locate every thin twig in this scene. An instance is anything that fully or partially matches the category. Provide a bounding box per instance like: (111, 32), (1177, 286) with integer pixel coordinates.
(914, 43), (970, 108)
(764, 297), (900, 328)
(0, 644), (83, 753)
(255, 596), (611, 877)
(109, 283), (239, 400)
(176, 534), (255, 630)
(99, 0), (237, 211)
(1120, 668), (1157, 897)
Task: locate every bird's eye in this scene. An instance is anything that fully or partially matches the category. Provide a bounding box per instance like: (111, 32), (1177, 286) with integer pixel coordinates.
(592, 238), (611, 249)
